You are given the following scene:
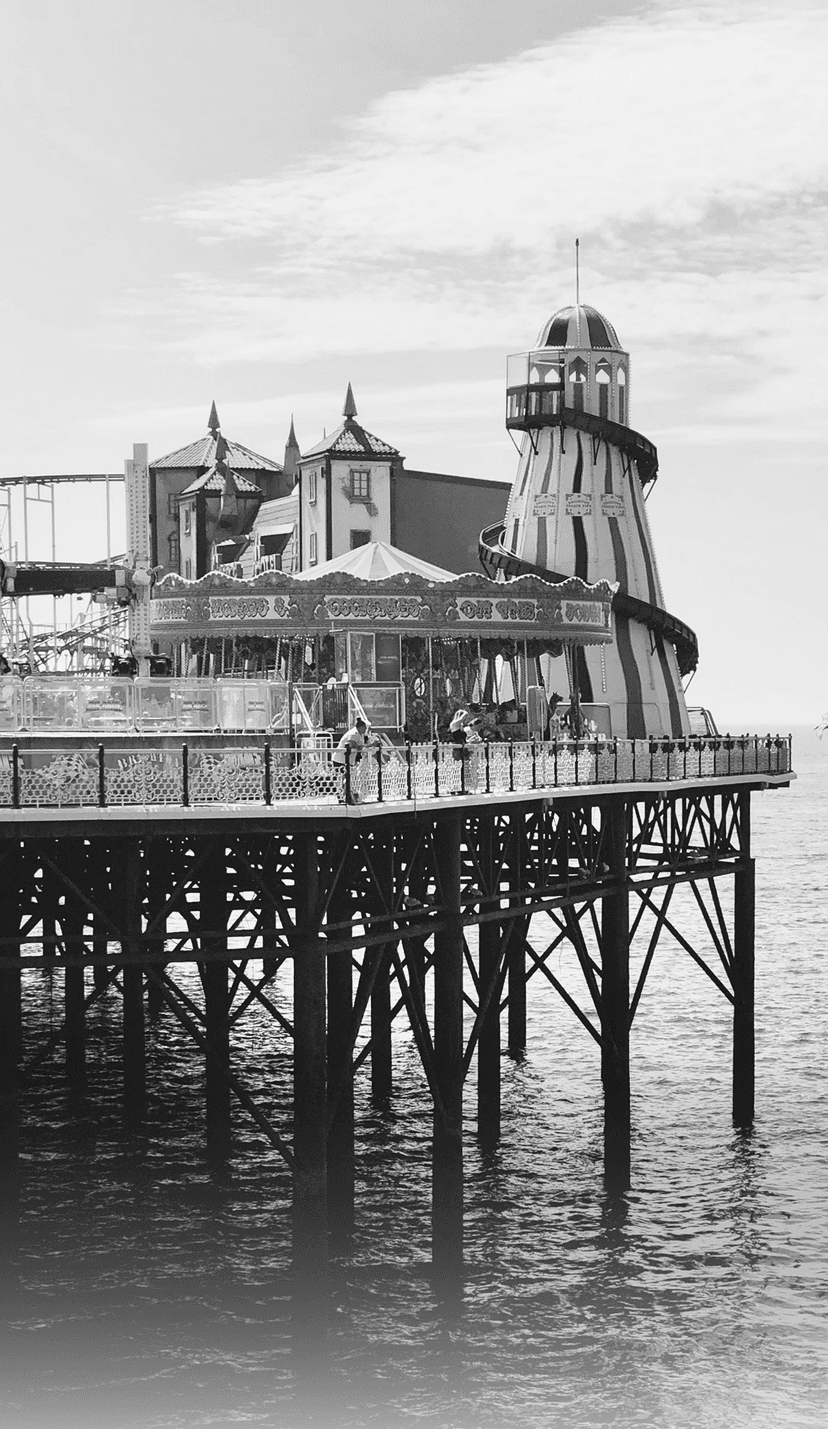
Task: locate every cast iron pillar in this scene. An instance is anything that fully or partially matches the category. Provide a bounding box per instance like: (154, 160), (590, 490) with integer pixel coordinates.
(201, 842), (231, 1159)
(477, 816), (501, 1147)
(601, 795), (631, 1190)
(370, 833), (394, 1104)
(0, 846), (22, 1246)
(121, 838), (146, 1126)
(733, 792), (755, 1127)
(326, 835), (354, 1248)
(432, 813), (464, 1279)
(292, 832), (328, 1282)
(507, 813), (527, 1056)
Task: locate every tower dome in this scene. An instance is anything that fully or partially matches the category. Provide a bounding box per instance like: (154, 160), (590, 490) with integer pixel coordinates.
(537, 304), (621, 352)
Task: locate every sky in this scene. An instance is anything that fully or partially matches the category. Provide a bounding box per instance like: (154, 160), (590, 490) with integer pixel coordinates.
(0, 0), (825, 724)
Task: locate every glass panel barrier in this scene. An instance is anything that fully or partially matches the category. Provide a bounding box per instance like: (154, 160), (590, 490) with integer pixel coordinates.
(0, 677), (22, 732)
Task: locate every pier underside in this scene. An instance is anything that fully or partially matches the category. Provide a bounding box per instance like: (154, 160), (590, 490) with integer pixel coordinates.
(0, 777), (769, 1282)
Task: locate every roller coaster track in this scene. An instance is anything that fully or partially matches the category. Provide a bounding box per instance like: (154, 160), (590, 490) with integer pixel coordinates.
(479, 523), (699, 677)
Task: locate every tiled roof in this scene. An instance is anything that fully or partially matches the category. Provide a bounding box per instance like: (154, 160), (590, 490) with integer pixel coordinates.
(302, 418), (399, 460)
(151, 434), (283, 472)
(181, 466), (262, 496)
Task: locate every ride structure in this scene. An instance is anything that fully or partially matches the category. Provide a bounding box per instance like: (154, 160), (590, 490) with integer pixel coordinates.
(480, 302), (696, 739)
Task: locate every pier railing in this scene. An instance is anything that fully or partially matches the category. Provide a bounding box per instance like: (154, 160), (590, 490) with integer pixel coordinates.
(0, 734), (792, 810)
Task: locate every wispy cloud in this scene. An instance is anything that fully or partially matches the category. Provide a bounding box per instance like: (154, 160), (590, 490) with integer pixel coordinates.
(141, 0), (827, 447)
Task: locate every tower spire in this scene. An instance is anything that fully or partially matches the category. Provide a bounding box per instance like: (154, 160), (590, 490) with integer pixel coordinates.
(343, 382), (357, 420)
(208, 400), (220, 435)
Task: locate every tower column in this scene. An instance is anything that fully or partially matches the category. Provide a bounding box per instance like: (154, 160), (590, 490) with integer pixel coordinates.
(733, 793), (755, 1127)
(292, 833), (327, 1281)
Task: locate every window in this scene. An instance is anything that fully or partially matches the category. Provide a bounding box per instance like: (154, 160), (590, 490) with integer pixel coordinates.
(617, 366), (627, 424)
(595, 359), (612, 420)
(350, 469), (371, 500)
(168, 533), (180, 566)
(184, 558), (192, 581)
(309, 531), (318, 566)
(308, 470), (317, 505)
(569, 356), (587, 412)
(167, 493), (178, 518)
(350, 529), (370, 549)
(183, 505), (192, 536)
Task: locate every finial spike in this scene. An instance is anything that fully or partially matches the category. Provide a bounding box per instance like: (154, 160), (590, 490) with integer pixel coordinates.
(208, 400), (220, 435)
(343, 382), (357, 419)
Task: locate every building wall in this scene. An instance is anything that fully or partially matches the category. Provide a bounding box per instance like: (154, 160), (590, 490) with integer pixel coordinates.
(150, 468), (199, 576)
(392, 470), (510, 574)
(329, 458), (392, 559)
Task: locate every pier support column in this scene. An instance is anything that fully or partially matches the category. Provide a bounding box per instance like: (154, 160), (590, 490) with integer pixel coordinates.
(370, 834), (393, 1104)
(146, 839), (168, 1021)
(477, 817), (501, 1147)
(601, 797), (630, 1191)
(0, 848), (22, 1246)
(733, 791), (755, 1127)
(432, 814), (464, 1280)
(326, 838), (354, 1247)
(121, 839), (146, 1126)
(62, 845), (87, 1093)
(293, 833), (327, 1282)
(92, 841), (110, 992)
(200, 843), (231, 1159)
(507, 815), (527, 1057)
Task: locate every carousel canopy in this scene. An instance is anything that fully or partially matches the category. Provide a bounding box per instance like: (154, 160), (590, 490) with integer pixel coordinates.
(150, 557), (617, 649)
(293, 540), (456, 584)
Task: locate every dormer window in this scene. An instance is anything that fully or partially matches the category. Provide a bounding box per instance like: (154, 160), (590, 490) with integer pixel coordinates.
(350, 469), (371, 500)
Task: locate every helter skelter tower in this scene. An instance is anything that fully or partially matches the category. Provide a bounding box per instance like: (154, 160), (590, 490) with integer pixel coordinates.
(480, 300), (698, 739)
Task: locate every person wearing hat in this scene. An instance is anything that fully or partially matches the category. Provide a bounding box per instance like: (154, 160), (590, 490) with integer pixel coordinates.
(448, 707), (482, 791)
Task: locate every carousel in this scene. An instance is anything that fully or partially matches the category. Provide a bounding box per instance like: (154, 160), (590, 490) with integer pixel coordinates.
(148, 541), (616, 744)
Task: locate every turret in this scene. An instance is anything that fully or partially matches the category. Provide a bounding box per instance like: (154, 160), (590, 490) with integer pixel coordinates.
(482, 302), (696, 739)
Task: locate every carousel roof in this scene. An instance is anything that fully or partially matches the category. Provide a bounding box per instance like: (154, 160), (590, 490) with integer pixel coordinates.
(293, 540), (456, 584)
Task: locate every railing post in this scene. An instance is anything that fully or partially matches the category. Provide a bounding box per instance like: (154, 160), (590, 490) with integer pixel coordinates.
(614, 736), (618, 782)
(433, 739), (440, 798)
(485, 741), (491, 794)
(406, 743), (413, 801)
(531, 739), (537, 789)
(264, 741), (272, 806)
(376, 748), (384, 804)
(345, 752), (352, 806)
(632, 739), (637, 782)
(460, 744), (466, 795)
(575, 739), (579, 786)
(508, 742), (514, 792)
(98, 743), (106, 807)
(182, 743), (189, 807)
(11, 743), (20, 809)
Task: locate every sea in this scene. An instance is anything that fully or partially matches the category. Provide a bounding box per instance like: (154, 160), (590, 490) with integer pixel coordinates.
(0, 726), (825, 1429)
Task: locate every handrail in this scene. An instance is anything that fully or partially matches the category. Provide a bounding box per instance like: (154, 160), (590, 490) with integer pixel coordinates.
(478, 523), (699, 676)
(0, 733), (792, 812)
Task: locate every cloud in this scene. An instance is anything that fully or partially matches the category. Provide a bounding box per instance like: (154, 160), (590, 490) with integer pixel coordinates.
(134, 0), (828, 454)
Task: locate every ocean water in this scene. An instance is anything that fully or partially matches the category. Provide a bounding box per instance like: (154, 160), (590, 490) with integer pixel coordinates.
(1, 727), (826, 1428)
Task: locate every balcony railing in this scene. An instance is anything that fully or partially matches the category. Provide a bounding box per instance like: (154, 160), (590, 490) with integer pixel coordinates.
(0, 735), (792, 811)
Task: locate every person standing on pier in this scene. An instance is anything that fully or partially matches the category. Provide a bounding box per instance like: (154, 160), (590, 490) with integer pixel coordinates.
(333, 717), (368, 804)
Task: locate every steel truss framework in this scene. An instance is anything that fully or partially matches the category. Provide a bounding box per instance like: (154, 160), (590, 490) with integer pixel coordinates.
(0, 784), (756, 1279)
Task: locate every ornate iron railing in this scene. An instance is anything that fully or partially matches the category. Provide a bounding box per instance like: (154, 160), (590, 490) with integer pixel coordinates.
(0, 735), (792, 810)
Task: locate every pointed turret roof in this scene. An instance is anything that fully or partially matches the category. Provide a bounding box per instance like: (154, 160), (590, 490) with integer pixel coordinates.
(151, 405), (283, 474)
(303, 387), (399, 460)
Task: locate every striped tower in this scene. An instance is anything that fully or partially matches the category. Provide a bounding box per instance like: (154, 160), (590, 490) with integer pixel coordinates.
(482, 304), (697, 739)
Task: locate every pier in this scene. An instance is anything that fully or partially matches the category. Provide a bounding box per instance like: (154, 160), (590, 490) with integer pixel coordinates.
(0, 726), (791, 1283)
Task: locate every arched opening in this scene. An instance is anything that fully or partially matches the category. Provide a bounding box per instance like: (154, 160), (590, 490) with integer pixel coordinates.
(595, 358), (611, 420)
(568, 356), (588, 412)
(617, 365), (627, 425)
